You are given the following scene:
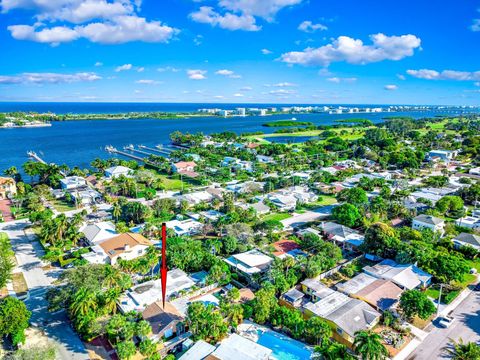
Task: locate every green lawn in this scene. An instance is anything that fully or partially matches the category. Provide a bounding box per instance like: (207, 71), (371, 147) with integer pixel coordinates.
(425, 273), (477, 305)
(51, 199), (76, 212)
(156, 174), (189, 191)
(262, 213), (292, 222)
(468, 259), (480, 273)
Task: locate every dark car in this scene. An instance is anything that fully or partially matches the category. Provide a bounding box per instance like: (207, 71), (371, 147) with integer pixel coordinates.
(474, 283), (480, 291)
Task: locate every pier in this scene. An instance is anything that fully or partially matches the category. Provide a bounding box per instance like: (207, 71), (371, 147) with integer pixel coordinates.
(139, 145), (172, 155)
(124, 145), (155, 157)
(27, 151), (47, 164)
(105, 146), (145, 162)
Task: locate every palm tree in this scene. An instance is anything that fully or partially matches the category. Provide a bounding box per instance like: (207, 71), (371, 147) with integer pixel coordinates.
(354, 330), (389, 360)
(70, 287), (98, 317)
(101, 288), (120, 315)
(135, 320), (152, 339)
(313, 340), (355, 360)
(102, 265), (123, 289)
(113, 202), (122, 221)
(442, 338), (480, 360)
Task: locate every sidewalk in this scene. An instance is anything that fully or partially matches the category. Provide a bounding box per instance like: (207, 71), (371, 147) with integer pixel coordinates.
(393, 283), (477, 360)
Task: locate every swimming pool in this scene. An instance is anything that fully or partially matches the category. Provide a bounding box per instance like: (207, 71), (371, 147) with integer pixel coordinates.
(257, 330), (312, 360)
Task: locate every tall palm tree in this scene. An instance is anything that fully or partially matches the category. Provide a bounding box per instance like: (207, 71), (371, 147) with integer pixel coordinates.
(442, 338), (480, 360)
(70, 287), (98, 317)
(112, 202), (122, 221)
(101, 288), (120, 315)
(354, 330), (389, 360)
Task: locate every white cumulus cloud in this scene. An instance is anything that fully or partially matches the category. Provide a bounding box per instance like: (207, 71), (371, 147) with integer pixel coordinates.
(298, 20), (327, 33)
(135, 79), (160, 85)
(261, 48), (272, 54)
(219, 0), (304, 20)
(280, 33), (421, 67)
(115, 64), (132, 72)
(407, 69), (480, 81)
(187, 69), (207, 80)
(4, 1), (179, 45)
(326, 77), (357, 83)
(0, 72), (101, 84)
(215, 69), (241, 78)
(189, 6), (260, 31)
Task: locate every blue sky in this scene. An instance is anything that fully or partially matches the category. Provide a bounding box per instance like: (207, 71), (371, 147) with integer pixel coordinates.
(0, 0), (479, 105)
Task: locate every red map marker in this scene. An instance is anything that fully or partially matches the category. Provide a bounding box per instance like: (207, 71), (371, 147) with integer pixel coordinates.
(161, 222), (167, 309)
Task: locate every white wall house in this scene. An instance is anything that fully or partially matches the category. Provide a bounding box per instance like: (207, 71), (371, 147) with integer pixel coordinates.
(105, 166), (132, 178)
(412, 215), (445, 235)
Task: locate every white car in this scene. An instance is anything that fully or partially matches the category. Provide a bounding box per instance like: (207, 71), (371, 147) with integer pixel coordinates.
(438, 316), (455, 328)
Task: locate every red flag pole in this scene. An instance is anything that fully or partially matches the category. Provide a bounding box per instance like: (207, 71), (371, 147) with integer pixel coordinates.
(161, 222), (167, 309)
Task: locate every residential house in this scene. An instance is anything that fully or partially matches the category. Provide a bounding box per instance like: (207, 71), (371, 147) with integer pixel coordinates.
(188, 210), (224, 222)
(351, 279), (403, 311)
(336, 273), (378, 296)
(0, 177), (16, 199)
(280, 288), (305, 308)
(427, 149), (458, 162)
(119, 269), (196, 313)
(363, 259), (432, 290)
(172, 161), (198, 178)
(105, 166), (132, 178)
(301, 279), (336, 303)
(224, 249), (273, 278)
(303, 290), (380, 347)
(60, 176), (86, 190)
(453, 233), (480, 251)
(412, 214), (445, 235)
(79, 221), (118, 245)
(182, 191), (214, 205)
(267, 193), (297, 211)
(179, 340), (216, 360)
(456, 215), (480, 230)
(98, 232), (152, 265)
(142, 301), (184, 340)
(70, 188), (101, 206)
(320, 222), (365, 249)
(256, 155), (275, 164)
(166, 219), (203, 236)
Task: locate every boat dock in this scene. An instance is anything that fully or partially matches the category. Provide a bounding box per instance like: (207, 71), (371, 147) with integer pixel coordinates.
(139, 145), (171, 155)
(106, 146), (145, 161)
(27, 151), (47, 164)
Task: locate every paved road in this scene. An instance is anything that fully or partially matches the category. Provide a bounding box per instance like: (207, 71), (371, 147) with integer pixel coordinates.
(407, 289), (480, 359)
(0, 220), (89, 360)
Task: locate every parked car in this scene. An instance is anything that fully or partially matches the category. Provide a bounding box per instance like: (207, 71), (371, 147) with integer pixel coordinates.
(438, 316), (455, 328)
(474, 283), (480, 291)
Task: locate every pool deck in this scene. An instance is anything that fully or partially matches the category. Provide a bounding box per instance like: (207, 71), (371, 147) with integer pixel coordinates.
(237, 320), (313, 356)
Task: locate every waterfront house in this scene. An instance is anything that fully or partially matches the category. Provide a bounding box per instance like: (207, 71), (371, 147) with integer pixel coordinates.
(0, 177), (16, 199)
(98, 232), (152, 265)
(453, 233), (480, 251)
(79, 221), (118, 245)
(105, 165), (132, 178)
(60, 176), (86, 190)
(412, 214), (445, 235)
(363, 259), (432, 290)
(172, 161), (196, 173)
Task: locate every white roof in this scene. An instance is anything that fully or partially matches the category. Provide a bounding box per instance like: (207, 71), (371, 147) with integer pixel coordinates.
(304, 291), (351, 318)
(179, 340), (216, 360)
(118, 269), (195, 313)
(105, 166), (131, 175)
(364, 259), (432, 290)
(80, 221), (117, 244)
(210, 334), (272, 360)
(224, 250), (273, 274)
(336, 273), (377, 295)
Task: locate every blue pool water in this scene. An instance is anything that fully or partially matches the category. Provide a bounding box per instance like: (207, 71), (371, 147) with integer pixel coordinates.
(257, 330), (312, 360)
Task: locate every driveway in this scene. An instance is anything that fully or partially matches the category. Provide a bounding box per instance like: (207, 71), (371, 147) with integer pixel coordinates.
(0, 220), (89, 360)
(281, 205), (337, 229)
(407, 289), (480, 359)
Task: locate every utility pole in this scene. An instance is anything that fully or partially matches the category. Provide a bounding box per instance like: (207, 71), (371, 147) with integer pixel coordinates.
(436, 284), (444, 316)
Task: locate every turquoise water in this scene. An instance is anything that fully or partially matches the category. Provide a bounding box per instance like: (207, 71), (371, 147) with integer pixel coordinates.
(257, 330), (312, 360)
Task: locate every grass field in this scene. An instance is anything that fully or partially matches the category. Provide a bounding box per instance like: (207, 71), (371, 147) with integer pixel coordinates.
(51, 199), (76, 212)
(262, 212), (292, 222)
(157, 174), (189, 191)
